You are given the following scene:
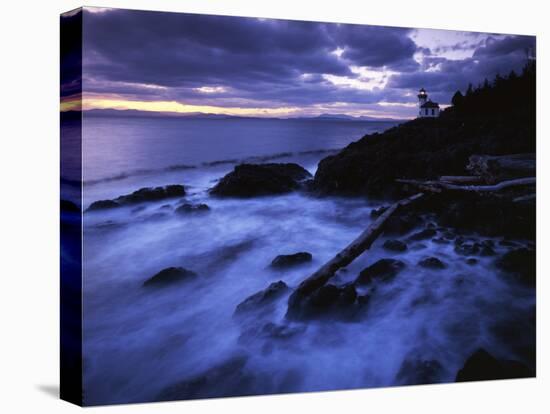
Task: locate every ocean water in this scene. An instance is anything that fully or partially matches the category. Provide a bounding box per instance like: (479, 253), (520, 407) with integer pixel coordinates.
(78, 116), (535, 405)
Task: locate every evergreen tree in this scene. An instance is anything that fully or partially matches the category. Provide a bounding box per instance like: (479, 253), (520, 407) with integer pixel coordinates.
(451, 90), (464, 107)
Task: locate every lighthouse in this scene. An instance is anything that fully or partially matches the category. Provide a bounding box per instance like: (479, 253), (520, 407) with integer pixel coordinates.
(417, 88), (440, 118)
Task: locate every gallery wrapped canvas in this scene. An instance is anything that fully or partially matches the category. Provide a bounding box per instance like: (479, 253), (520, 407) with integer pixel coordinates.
(60, 6), (536, 406)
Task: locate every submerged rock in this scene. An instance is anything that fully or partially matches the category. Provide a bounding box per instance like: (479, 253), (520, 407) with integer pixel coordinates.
(210, 163), (311, 197)
(270, 252), (312, 269)
(286, 283), (367, 321)
(175, 203), (210, 214)
(239, 322), (306, 346)
(396, 358), (444, 385)
(87, 185), (185, 211)
(418, 257), (446, 269)
(455, 348), (532, 382)
(382, 239), (408, 252)
(496, 248), (536, 287)
(142, 267), (197, 288)
(235, 281), (289, 315)
(157, 355), (253, 401)
(355, 258), (406, 285)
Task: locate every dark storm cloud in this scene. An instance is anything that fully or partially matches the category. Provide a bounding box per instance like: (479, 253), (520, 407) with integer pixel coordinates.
(81, 9), (418, 104)
(329, 25), (419, 71)
(76, 8), (536, 115)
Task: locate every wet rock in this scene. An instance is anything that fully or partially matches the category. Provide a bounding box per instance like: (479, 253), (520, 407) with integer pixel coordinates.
(455, 348), (532, 382)
(286, 283), (367, 321)
(496, 248), (536, 287)
(383, 239), (408, 252)
(143, 267), (197, 288)
(396, 358), (444, 385)
(270, 252), (312, 269)
(454, 242), (480, 256)
(408, 228), (437, 241)
(235, 281), (289, 315)
(239, 322), (306, 346)
(479, 245), (496, 256)
(175, 203), (210, 214)
(87, 199), (120, 211)
(466, 258), (478, 265)
(418, 257), (446, 269)
(411, 243), (428, 250)
(443, 231), (456, 240)
(355, 259), (406, 285)
(87, 185), (185, 211)
(383, 213), (422, 236)
(157, 355), (253, 401)
(210, 163), (311, 197)
(432, 237), (450, 244)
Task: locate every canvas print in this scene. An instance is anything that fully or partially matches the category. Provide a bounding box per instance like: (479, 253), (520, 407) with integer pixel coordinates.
(60, 7), (536, 406)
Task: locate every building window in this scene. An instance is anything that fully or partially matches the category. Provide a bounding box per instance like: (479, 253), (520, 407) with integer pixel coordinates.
(431, 109), (435, 115)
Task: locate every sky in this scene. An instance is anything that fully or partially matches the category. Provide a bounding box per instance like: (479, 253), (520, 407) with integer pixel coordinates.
(61, 7), (536, 119)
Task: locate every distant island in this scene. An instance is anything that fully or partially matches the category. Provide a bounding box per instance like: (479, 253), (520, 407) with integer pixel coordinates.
(64, 108), (405, 123)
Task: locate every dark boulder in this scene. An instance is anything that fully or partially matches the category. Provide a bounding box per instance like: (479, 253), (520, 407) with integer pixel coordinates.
(270, 252), (312, 269)
(87, 199), (120, 211)
(286, 283), (367, 321)
(210, 163), (311, 197)
(175, 203), (210, 214)
(87, 184), (185, 211)
(235, 281), (289, 315)
(143, 267), (197, 288)
(355, 258), (406, 285)
(418, 257), (446, 269)
(396, 358), (444, 385)
(496, 248), (536, 287)
(408, 228), (437, 241)
(157, 356), (253, 401)
(455, 348), (532, 382)
(383, 239), (408, 252)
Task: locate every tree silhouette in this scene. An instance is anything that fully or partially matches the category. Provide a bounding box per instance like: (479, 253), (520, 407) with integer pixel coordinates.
(451, 90), (464, 107)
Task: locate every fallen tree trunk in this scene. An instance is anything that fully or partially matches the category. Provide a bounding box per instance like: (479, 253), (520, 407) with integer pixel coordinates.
(467, 154), (535, 183)
(439, 175), (482, 184)
(292, 192), (424, 297)
(396, 177), (535, 193)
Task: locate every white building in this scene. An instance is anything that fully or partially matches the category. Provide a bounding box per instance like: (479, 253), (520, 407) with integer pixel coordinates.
(417, 88), (440, 118)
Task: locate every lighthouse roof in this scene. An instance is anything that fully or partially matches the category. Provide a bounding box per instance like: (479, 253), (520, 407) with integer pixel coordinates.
(419, 88), (426, 93)
(420, 100), (439, 108)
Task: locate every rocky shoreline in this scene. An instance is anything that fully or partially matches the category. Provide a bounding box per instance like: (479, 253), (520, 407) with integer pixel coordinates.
(82, 64), (536, 393)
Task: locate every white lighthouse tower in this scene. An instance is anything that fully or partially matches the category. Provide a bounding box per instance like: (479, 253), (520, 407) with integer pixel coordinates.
(417, 88), (440, 118)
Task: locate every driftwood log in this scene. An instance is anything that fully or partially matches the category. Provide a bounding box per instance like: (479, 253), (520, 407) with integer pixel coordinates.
(396, 177), (535, 193)
(291, 192), (424, 298)
(439, 175), (482, 184)
(467, 153), (535, 183)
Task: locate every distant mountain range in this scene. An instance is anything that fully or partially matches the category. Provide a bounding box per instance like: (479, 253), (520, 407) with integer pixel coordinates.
(66, 108), (405, 122)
